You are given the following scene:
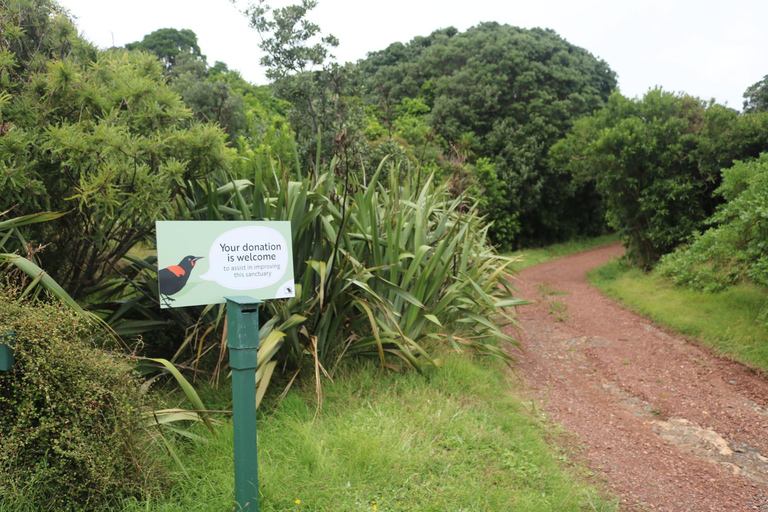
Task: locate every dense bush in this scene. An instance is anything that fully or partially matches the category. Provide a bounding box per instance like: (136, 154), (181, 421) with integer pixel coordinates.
(359, 23), (617, 248)
(0, 293), (158, 510)
(1, 1), (233, 299)
(553, 89), (768, 268)
(99, 154), (526, 397)
(658, 153), (768, 292)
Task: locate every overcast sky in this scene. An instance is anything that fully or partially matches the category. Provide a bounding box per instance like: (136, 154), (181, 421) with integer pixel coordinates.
(58, 0), (767, 111)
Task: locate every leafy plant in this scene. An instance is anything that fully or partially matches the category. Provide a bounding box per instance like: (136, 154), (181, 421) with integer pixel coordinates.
(548, 299), (569, 322)
(0, 210), (83, 313)
(658, 153), (768, 292)
(103, 152), (527, 399)
(229, 155), (526, 371)
(359, 23), (618, 248)
(554, 89), (768, 268)
(743, 74), (768, 113)
(2, 19), (234, 298)
(0, 292), (161, 511)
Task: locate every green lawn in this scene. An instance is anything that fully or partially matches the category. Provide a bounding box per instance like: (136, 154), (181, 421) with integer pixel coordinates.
(589, 259), (768, 373)
(121, 356), (617, 511)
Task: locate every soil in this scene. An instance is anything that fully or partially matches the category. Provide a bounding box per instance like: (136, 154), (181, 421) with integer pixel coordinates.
(509, 242), (768, 511)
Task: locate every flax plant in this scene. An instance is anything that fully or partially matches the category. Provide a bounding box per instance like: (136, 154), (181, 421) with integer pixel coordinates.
(181, 153), (527, 390)
(94, 151), (527, 399)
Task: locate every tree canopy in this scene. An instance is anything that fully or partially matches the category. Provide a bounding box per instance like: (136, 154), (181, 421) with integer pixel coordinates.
(743, 74), (768, 113)
(243, 0), (339, 80)
(125, 27), (205, 72)
(358, 23), (618, 247)
(1, 3), (233, 298)
(553, 89), (768, 268)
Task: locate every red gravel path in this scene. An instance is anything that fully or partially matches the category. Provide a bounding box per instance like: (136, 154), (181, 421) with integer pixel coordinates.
(510, 242), (768, 511)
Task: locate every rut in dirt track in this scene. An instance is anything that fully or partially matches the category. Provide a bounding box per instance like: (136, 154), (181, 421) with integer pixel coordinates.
(509, 242), (768, 512)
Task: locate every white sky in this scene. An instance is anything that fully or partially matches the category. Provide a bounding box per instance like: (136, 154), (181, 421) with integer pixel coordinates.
(58, 0), (768, 111)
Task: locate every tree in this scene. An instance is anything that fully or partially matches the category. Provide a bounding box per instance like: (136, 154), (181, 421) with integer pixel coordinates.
(239, 0), (365, 171)
(358, 23), (618, 248)
(0, 0), (96, 88)
(170, 58), (248, 142)
(658, 153), (768, 291)
(125, 28), (251, 142)
(244, 0), (338, 80)
(125, 27), (205, 73)
(1, 3), (233, 298)
(553, 89), (768, 268)
(743, 75), (768, 113)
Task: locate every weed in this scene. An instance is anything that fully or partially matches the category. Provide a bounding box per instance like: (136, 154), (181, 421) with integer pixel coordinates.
(548, 299), (569, 322)
(538, 282), (570, 297)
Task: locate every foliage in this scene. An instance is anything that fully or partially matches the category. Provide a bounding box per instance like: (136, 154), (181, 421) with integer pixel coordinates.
(242, 0), (338, 80)
(743, 74), (768, 113)
(553, 89), (768, 268)
(0, 0), (96, 89)
(100, 154), (525, 398)
(359, 23), (618, 248)
(0, 210), (97, 319)
(208, 61), (294, 156)
(1, 10), (233, 299)
(0, 292), (160, 511)
(658, 153), (768, 292)
(361, 97), (450, 185)
(239, 0), (363, 169)
(273, 62), (368, 170)
(552, 90), (707, 267)
(120, 356), (618, 511)
(125, 28), (205, 73)
(169, 56), (249, 142)
(125, 29), (291, 146)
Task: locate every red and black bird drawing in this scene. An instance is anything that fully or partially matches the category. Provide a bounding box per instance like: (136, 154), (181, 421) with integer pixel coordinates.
(159, 255), (204, 306)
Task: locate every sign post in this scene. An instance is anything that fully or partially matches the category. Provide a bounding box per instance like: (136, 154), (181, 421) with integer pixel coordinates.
(156, 221), (295, 512)
(226, 296), (262, 512)
(0, 332), (15, 372)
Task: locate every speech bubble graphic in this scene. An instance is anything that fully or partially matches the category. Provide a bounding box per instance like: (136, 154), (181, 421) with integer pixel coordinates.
(200, 225), (289, 290)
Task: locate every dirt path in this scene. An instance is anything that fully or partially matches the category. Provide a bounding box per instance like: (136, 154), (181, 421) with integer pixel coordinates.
(510, 242), (768, 511)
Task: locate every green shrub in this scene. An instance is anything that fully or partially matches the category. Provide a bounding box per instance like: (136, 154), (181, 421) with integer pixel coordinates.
(0, 292), (159, 511)
(658, 153), (768, 292)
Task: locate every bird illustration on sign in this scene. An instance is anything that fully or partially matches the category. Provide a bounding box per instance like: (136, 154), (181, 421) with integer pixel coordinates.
(159, 255), (204, 307)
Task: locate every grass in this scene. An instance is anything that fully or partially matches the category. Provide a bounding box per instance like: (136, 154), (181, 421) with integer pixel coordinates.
(548, 299), (569, 322)
(507, 234), (620, 271)
(536, 282), (571, 323)
(589, 258), (768, 373)
(121, 356), (617, 511)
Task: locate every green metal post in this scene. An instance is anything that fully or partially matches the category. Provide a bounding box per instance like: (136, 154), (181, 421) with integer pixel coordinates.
(0, 332), (15, 372)
(226, 297), (262, 512)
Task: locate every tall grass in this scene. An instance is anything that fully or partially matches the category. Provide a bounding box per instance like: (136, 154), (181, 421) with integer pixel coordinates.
(119, 356), (618, 512)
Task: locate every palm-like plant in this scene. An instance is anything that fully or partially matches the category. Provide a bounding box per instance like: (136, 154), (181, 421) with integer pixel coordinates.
(0, 210), (82, 311)
(88, 149), (527, 400)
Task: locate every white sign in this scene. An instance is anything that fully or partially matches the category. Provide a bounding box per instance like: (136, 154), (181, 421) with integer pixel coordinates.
(156, 221), (295, 308)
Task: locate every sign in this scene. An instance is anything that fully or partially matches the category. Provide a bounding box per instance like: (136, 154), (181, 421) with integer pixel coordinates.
(156, 221), (295, 309)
